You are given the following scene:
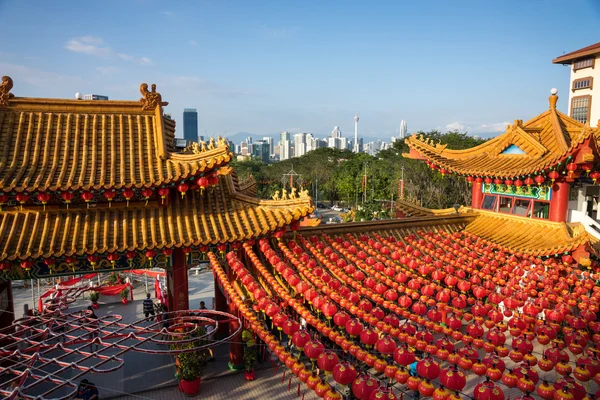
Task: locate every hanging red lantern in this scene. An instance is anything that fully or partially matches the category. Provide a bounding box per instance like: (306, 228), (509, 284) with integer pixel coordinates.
(332, 361), (357, 387)
(549, 170), (559, 183)
(141, 188), (153, 205)
(104, 189), (116, 205)
(123, 188), (135, 206)
(535, 175), (545, 186)
(304, 340), (325, 362)
(439, 365), (466, 391)
(65, 256), (77, 272)
(162, 248), (173, 257)
(217, 243), (227, 256)
(590, 171), (600, 184)
(145, 249), (157, 263)
(107, 253), (120, 269)
(473, 380), (504, 400)
(581, 162), (594, 174)
(126, 251), (137, 267)
(177, 182), (189, 198)
(317, 350), (339, 376)
(440, 168), (448, 177)
(16, 192), (29, 205)
(44, 258), (56, 271)
(524, 177), (534, 187)
(158, 187), (169, 204)
(80, 190), (93, 204)
(196, 176), (209, 194)
(20, 260), (34, 271)
(484, 177), (493, 185)
(87, 254), (99, 270)
(60, 191), (75, 208)
(0, 261), (11, 271)
(466, 176), (474, 185)
(416, 357), (441, 380)
(352, 373), (378, 400)
(36, 192), (51, 210)
(208, 173), (219, 187)
(0, 192), (8, 208)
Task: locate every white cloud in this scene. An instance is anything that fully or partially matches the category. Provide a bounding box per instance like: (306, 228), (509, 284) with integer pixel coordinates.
(445, 121), (510, 135)
(0, 62), (83, 89)
(117, 53), (153, 65)
(95, 66), (120, 74)
(189, 40), (198, 46)
(66, 36), (152, 65)
(65, 36), (111, 57)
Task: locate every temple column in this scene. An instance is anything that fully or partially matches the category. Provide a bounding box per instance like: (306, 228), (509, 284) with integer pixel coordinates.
(549, 181), (570, 222)
(167, 248), (189, 312)
(227, 260), (243, 370)
(0, 281), (14, 329)
(214, 273), (227, 337)
(471, 181), (483, 209)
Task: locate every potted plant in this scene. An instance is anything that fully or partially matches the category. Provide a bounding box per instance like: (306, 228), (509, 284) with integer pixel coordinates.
(120, 287), (130, 305)
(171, 328), (209, 395)
(89, 291), (100, 309)
(108, 272), (118, 286)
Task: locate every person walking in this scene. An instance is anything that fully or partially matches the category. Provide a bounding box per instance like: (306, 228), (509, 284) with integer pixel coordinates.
(199, 301), (207, 310)
(143, 293), (155, 319)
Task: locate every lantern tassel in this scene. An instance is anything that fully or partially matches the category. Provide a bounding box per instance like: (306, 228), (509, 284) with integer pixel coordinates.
(145, 199), (149, 206)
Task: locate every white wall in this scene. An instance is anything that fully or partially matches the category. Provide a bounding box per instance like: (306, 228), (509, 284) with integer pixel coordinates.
(567, 55), (600, 125)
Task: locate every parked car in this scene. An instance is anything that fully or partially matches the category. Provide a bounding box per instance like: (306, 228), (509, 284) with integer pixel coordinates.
(331, 205), (342, 211)
(316, 202), (328, 209)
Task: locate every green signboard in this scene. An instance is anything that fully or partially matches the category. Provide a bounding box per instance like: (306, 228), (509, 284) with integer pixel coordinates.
(482, 183), (552, 201)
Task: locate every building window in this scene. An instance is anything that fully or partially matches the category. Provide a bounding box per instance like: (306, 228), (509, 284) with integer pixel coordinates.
(513, 199), (532, 217)
(533, 201), (549, 219)
(498, 197), (513, 213)
(481, 195), (497, 211)
(572, 77), (593, 91)
(574, 57), (594, 71)
(571, 95), (591, 124)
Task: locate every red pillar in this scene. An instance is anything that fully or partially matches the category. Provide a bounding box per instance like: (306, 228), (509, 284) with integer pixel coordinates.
(471, 181), (483, 209)
(0, 281), (14, 329)
(226, 258), (244, 370)
(214, 273), (228, 337)
(167, 248), (189, 312)
(549, 181), (570, 222)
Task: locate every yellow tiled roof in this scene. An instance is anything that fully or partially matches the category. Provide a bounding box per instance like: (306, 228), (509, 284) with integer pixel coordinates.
(396, 199), (463, 217)
(463, 210), (594, 256)
(405, 94), (597, 178)
(0, 78), (232, 193)
(0, 173), (313, 261)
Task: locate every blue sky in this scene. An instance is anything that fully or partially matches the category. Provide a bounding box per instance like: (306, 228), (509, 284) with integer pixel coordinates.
(0, 0), (599, 141)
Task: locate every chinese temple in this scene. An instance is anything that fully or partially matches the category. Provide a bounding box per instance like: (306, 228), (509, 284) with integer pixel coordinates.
(3, 75), (600, 399)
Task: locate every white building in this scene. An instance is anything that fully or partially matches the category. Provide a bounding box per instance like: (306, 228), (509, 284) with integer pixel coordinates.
(353, 113), (360, 153)
(399, 120), (407, 139)
(331, 126), (342, 138)
(553, 42), (600, 125)
(294, 133), (307, 157)
(280, 140), (291, 160)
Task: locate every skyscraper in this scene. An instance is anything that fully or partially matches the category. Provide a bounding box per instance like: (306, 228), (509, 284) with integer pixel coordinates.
(183, 109), (198, 142)
(332, 126), (342, 138)
(353, 113), (360, 153)
(253, 140), (270, 164)
(400, 120), (407, 139)
(263, 136), (274, 155)
(294, 133), (307, 157)
(280, 140), (291, 160)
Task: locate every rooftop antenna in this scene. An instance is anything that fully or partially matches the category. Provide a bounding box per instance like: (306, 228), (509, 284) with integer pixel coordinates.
(282, 164), (302, 189)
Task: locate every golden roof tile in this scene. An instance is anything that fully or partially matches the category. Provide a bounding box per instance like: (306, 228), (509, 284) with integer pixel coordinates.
(0, 172), (313, 261)
(404, 93), (597, 178)
(463, 210), (592, 256)
(0, 78), (233, 193)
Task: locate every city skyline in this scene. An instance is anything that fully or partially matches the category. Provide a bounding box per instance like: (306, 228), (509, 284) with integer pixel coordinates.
(1, 1), (599, 140)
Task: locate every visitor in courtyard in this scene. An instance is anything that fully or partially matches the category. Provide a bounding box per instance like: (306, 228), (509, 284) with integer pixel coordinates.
(143, 293), (155, 319)
(74, 379), (99, 400)
(199, 301), (207, 310)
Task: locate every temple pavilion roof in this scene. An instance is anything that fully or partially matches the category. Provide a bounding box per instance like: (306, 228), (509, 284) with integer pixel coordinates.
(404, 92), (600, 178)
(0, 77), (231, 193)
(0, 167), (313, 262)
(394, 200), (597, 257)
(0, 76), (314, 274)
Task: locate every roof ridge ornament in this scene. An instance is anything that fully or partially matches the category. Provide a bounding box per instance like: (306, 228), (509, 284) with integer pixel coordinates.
(139, 83), (169, 110)
(549, 88), (558, 110)
(0, 76), (15, 107)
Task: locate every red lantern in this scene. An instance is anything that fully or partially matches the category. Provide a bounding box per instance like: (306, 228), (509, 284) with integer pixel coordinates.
(20, 260), (34, 271)
(332, 361), (357, 386)
(177, 182), (189, 198)
(107, 253), (120, 269)
(158, 187), (169, 204)
(80, 191), (93, 203)
(126, 251), (137, 266)
(590, 171), (600, 184)
(352, 373), (379, 400)
(162, 248), (173, 256)
(535, 175), (545, 186)
(208, 173), (219, 187)
(61, 191), (75, 207)
(0, 192), (8, 207)
(416, 356), (441, 380)
(16, 192), (29, 205)
(196, 177), (209, 194)
(317, 350), (339, 375)
(87, 254), (99, 270)
(123, 188), (135, 204)
(141, 188), (153, 204)
(145, 249), (157, 263)
(440, 365), (466, 391)
(549, 170), (559, 183)
(104, 189), (116, 204)
(304, 340), (325, 361)
(37, 192), (51, 209)
(291, 330), (311, 351)
(524, 177), (534, 187)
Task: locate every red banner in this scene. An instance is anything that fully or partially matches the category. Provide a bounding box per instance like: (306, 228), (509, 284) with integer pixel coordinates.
(130, 269), (166, 278)
(92, 283), (134, 300)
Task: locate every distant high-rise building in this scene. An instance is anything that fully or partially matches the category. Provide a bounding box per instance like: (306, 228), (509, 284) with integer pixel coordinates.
(353, 113), (360, 153)
(183, 109), (198, 142)
(280, 140), (291, 160)
(294, 133), (307, 157)
(263, 137), (274, 155)
(280, 131), (291, 144)
(240, 142), (249, 156)
(84, 94), (109, 100)
(253, 140), (270, 164)
(399, 120), (407, 139)
(332, 126), (342, 138)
